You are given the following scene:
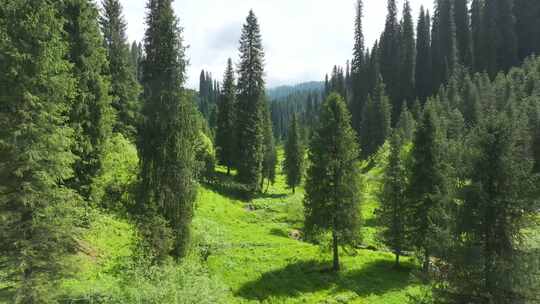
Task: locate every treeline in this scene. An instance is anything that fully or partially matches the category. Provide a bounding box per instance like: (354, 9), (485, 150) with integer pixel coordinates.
(0, 0), (210, 301)
(322, 0), (540, 160)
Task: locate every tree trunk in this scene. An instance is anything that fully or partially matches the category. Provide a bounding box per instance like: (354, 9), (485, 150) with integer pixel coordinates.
(395, 252), (400, 268)
(292, 185), (295, 194)
(227, 166), (230, 176)
(332, 229), (340, 272)
(423, 248), (430, 277)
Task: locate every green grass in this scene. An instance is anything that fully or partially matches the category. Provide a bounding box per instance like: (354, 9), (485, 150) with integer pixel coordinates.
(192, 159), (424, 303)
(2, 150), (424, 303)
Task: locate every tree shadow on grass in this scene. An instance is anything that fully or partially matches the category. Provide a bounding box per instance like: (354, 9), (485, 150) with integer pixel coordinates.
(204, 171), (289, 202)
(235, 259), (415, 301)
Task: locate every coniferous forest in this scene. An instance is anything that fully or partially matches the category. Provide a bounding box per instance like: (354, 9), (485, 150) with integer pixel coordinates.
(0, 0), (539, 303)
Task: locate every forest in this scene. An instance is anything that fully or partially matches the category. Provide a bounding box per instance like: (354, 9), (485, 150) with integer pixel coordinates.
(0, 0), (539, 303)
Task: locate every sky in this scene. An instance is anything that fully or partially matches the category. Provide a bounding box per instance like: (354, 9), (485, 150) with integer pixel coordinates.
(120, 0), (434, 89)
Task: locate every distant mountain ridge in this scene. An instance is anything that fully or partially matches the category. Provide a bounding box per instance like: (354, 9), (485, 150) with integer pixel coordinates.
(267, 81), (324, 100)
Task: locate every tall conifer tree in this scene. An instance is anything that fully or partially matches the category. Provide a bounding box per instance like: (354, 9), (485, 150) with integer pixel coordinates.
(284, 114), (304, 193)
(377, 132), (409, 267)
(360, 76), (392, 158)
(62, 0), (114, 200)
(379, 0), (401, 124)
(407, 103), (452, 275)
(453, 0), (473, 67)
(304, 93), (361, 272)
(216, 58), (237, 175)
(138, 0), (198, 258)
(399, 1), (416, 108)
(236, 10), (266, 193)
(416, 7), (433, 103)
(100, 0), (142, 140)
(350, 0), (365, 135)
(0, 1), (79, 301)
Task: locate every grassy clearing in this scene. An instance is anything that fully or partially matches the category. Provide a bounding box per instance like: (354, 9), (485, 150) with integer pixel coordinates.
(193, 158), (423, 303)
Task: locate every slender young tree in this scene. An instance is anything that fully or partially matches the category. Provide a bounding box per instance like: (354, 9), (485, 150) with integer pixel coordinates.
(304, 93), (362, 272)
(236, 10), (266, 193)
(377, 132), (409, 267)
(284, 114), (304, 193)
(350, 0), (365, 135)
(100, 0), (142, 140)
(399, 0), (416, 109)
(261, 102), (277, 191)
(0, 1), (79, 301)
(62, 0), (114, 200)
(138, 0), (198, 258)
(216, 58), (237, 175)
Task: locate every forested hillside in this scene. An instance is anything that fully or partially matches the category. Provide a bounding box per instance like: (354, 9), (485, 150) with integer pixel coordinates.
(0, 0), (539, 303)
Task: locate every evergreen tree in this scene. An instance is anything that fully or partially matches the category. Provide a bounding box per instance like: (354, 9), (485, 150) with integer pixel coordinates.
(453, 0), (473, 67)
(379, 0), (401, 124)
(438, 0), (458, 82)
(350, 0), (365, 135)
(407, 103), (452, 275)
(99, 0), (142, 140)
(443, 111), (538, 303)
(304, 93), (361, 272)
(0, 1), (79, 301)
(471, 0), (484, 73)
(360, 76), (392, 158)
(138, 0), (198, 258)
(261, 102), (277, 191)
(397, 103), (416, 142)
(495, 0), (518, 73)
(130, 41), (144, 82)
(377, 132), (409, 267)
(216, 58), (237, 175)
(399, 0), (416, 109)
(284, 114), (304, 193)
(416, 7), (432, 103)
(62, 0), (114, 200)
(236, 10), (266, 193)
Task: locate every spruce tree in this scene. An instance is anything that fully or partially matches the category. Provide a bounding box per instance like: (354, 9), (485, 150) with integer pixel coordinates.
(443, 111), (538, 303)
(62, 0), (114, 200)
(438, 0), (458, 82)
(138, 0), (198, 258)
(99, 0), (142, 140)
(216, 58), (237, 175)
(453, 0), (473, 67)
(0, 1), (79, 301)
(407, 103), (452, 275)
(304, 93), (361, 272)
(397, 103), (416, 143)
(284, 114), (304, 193)
(399, 0), (415, 109)
(350, 0), (365, 135)
(377, 132), (409, 267)
(471, 0), (484, 73)
(236, 10), (266, 193)
(379, 0), (401, 124)
(261, 102), (277, 191)
(360, 76), (392, 158)
(416, 7), (432, 103)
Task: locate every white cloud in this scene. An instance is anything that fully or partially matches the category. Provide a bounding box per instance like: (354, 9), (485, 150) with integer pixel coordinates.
(120, 0), (434, 89)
